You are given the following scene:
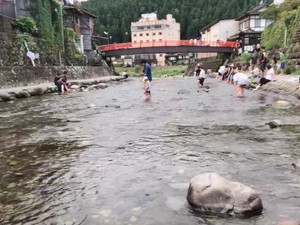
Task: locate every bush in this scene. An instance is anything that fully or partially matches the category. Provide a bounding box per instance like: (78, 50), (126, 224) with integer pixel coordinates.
(134, 65), (142, 73)
(240, 51), (251, 63)
(11, 17), (37, 35)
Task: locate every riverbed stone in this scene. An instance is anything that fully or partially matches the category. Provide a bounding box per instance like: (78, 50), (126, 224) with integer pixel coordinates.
(16, 91), (31, 98)
(0, 92), (11, 101)
(187, 173), (263, 217)
(273, 100), (292, 109)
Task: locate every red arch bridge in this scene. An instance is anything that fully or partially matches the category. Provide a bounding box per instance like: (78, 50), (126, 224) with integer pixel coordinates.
(98, 40), (238, 57)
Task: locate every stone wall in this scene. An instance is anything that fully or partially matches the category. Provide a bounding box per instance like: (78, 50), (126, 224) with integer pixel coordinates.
(0, 65), (114, 89)
(185, 57), (223, 76)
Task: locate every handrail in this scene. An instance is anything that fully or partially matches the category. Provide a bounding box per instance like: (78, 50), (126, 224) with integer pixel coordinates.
(98, 40), (238, 51)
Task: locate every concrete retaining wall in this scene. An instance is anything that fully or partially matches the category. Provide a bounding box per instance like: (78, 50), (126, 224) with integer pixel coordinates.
(0, 65), (114, 89)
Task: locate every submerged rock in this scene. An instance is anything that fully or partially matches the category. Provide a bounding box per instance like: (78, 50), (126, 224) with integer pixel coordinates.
(291, 159), (300, 169)
(0, 92), (11, 101)
(273, 100), (293, 109)
(187, 173), (263, 217)
(265, 120), (281, 129)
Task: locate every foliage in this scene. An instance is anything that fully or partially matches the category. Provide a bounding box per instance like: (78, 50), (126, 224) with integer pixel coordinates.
(11, 17), (37, 35)
(64, 28), (85, 65)
(261, 22), (285, 50)
(29, 0), (63, 47)
(291, 69), (300, 75)
(261, 1), (300, 50)
(83, 0), (273, 44)
(240, 51), (251, 63)
(261, 0), (300, 20)
(134, 65), (142, 74)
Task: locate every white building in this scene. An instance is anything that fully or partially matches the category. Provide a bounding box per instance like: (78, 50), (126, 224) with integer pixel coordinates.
(198, 19), (239, 58)
(229, 3), (273, 52)
(131, 13), (180, 66)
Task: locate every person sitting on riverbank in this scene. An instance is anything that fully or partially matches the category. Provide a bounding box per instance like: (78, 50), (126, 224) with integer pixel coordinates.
(54, 72), (65, 93)
(254, 64), (274, 91)
(143, 76), (151, 101)
(233, 66), (249, 97)
(122, 70), (129, 79)
(62, 71), (71, 92)
(250, 65), (261, 79)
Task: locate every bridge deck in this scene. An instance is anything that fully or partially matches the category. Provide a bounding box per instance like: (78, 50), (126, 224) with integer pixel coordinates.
(99, 40), (238, 56)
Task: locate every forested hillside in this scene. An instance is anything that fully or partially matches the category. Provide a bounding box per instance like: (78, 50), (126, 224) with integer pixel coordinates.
(83, 0), (273, 43)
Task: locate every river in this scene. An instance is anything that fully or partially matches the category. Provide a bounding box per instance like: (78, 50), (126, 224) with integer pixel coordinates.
(0, 77), (300, 225)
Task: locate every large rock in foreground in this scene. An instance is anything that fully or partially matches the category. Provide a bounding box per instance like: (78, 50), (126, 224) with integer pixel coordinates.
(187, 173), (263, 217)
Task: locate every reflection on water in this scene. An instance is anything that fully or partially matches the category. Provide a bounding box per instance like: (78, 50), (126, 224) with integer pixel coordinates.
(0, 78), (299, 225)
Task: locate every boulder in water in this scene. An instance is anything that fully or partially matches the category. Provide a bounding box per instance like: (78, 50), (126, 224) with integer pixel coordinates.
(273, 100), (292, 109)
(265, 120), (281, 129)
(0, 92), (11, 101)
(187, 173), (263, 217)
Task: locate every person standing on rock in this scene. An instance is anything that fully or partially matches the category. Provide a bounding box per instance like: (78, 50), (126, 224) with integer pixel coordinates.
(279, 49), (286, 75)
(259, 47), (267, 77)
(141, 60), (152, 82)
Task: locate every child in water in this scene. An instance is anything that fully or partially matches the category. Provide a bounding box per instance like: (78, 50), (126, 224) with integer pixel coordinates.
(143, 76), (151, 101)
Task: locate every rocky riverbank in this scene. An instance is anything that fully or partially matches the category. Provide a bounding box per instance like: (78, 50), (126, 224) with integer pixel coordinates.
(0, 76), (127, 102)
(255, 79), (300, 100)
(209, 73), (300, 100)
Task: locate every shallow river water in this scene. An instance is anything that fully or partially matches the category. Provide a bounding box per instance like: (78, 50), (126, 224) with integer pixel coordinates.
(0, 77), (300, 225)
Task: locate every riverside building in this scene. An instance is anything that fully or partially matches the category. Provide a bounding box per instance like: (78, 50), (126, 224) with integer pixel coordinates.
(131, 13), (180, 66)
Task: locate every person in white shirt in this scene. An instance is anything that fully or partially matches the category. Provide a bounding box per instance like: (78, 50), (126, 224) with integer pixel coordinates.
(143, 76), (151, 101)
(254, 64), (274, 91)
(233, 66), (249, 97)
(196, 66), (206, 88)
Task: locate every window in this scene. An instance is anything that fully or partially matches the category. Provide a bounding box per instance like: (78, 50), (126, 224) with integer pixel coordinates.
(154, 25), (162, 29)
(244, 20), (249, 29)
(146, 40), (150, 42)
(255, 19), (261, 27)
(133, 34), (137, 37)
(159, 39), (162, 42)
(75, 16), (80, 25)
(244, 37), (249, 45)
(146, 33), (149, 36)
(147, 26), (151, 29)
(140, 33), (143, 37)
(138, 26), (145, 30)
(140, 40), (143, 43)
(159, 32), (162, 35)
(239, 23), (243, 31)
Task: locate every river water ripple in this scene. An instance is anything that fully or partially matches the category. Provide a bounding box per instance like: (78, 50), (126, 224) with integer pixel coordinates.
(0, 78), (300, 225)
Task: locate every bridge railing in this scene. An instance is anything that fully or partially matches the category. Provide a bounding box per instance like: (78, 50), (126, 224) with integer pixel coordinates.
(99, 40), (238, 51)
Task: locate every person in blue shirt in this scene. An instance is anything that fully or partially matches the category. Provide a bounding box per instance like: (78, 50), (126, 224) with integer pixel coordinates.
(141, 60), (152, 82)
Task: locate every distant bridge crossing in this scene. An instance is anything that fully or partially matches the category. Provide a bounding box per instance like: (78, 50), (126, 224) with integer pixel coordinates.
(99, 40), (238, 57)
